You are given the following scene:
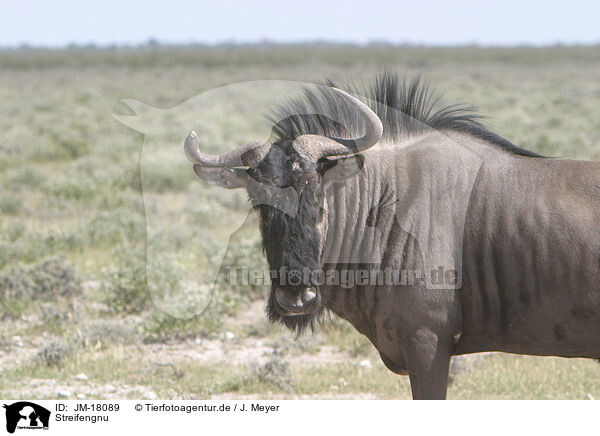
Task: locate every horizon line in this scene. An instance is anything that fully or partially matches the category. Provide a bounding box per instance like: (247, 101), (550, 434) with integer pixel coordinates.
(2, 38), (600, 52)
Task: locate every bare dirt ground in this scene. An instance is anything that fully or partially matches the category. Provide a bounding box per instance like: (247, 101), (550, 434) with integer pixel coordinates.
(0, 300), (483, 399)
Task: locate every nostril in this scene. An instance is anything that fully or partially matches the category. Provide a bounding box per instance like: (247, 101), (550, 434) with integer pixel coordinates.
(275, 288), (300, 310)
(275, 287), (318, 313)
(301, 287), (317, 305)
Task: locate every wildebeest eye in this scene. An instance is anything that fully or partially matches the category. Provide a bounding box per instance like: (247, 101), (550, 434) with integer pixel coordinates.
(290, 161), (301, 171)
(247, 167), (260, 179)
(316, 158), (337, 175)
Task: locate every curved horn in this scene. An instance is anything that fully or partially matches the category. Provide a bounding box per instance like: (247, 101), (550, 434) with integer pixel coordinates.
(330, 88), (383, 152)
(184, 131), (271, 167)
(293, 88), (384, 159)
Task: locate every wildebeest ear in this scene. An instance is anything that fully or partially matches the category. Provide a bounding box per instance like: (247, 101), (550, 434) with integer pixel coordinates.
(321, 155), (364, 185)
(193, 165), (248, 189)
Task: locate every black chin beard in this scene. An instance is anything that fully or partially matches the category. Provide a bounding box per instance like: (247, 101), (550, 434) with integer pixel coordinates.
(266, 290), (322, 336)
(258, 179), (327, 335)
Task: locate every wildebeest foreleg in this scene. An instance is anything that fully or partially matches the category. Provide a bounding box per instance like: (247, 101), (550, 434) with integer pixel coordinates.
(403, 327), (452, 400)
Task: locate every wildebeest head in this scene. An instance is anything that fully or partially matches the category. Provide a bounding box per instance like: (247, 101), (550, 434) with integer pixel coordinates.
(185, 88), (383, 332)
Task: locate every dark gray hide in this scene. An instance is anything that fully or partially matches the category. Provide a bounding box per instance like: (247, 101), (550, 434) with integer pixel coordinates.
(186, 75), (600, 399)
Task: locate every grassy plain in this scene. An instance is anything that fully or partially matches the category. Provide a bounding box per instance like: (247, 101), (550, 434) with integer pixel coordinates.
(1, 44), (599, 399)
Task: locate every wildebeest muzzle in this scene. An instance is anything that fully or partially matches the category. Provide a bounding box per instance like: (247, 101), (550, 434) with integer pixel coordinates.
(274, 285), (320, 316)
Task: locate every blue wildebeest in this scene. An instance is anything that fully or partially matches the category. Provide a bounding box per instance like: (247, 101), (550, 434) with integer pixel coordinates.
(184, 73), (600, 399)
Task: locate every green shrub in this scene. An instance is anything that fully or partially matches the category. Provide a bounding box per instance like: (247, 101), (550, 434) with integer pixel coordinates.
(0, 255), (81, 319)
(140, 161), (191, 193)
(73, 319), (140, 349)
(0, 228), (85, 269)
(86, 208), (145, 247)
(141, 309), (212, 343)
(5, 165), (47, 188)
(0, 194), (23, 215)
(103, 247), (149, 314)
(217, 354), (293, 393)
(36, 128), (91, 161)
(46, 177), (97, 202)
(141, 277), (242, 342)
(36, 339), (72, 367)
(254, 353), (293, 391)
(0, 255), (80, 300)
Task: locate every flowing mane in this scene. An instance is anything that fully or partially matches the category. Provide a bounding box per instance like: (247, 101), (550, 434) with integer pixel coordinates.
(268, 72), (542, 158)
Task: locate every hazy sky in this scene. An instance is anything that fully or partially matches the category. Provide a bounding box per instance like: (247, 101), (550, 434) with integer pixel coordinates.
(0, 0), (598, 47)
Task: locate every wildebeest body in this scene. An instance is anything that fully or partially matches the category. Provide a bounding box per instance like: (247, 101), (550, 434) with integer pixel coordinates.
(458, 152), (600, 357)
(185, 73), (600, 398)
(317, 135), (600, 397)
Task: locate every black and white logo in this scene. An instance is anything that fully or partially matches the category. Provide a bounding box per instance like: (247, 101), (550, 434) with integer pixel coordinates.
(3, 402), (50, 433)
